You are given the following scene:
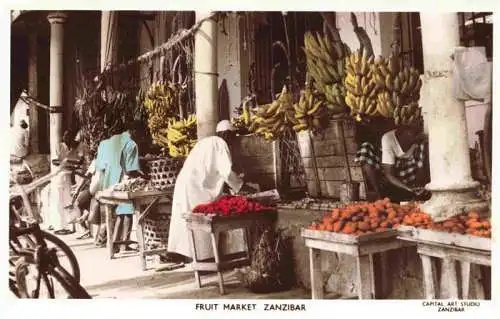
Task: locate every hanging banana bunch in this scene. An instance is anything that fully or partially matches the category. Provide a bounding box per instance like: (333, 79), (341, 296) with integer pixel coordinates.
(292, 87), (328, 134)
(344, 48), (380, 122)
(393, 102), (422, 126)
(231, 95), (257, 133)
(303, 30), (350, 114)
(143, 81), (183, 138)
(371, 54), (423, 118)
(251, 85), (295, 141)
(154, 114), (197, 158)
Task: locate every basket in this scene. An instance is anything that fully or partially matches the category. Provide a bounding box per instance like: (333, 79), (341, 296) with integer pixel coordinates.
(145, 157), (184, 190)
(143, 213), (171, 250)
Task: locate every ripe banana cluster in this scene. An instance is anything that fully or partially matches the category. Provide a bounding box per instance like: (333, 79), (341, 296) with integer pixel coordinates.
(231, 96), (256, 132)
(304, 31), (350, 112)
(393, 102), (422, 126)
(154, 115), (197, 158)
(251, 85), (295, 141)
(143, 81), (182, 137)
(371, 55), (422, 118)
(344, 49), (380, 120)
(292, 88), (328, 133)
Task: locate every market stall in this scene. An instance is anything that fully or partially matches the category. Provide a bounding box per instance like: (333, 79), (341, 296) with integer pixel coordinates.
(398, 211), (491, 299)
(96, 184), (173, 270)
(184, 194), (278, 295)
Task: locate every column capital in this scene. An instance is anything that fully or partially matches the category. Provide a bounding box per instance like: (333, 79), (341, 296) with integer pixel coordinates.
(47, 12), (68, 24)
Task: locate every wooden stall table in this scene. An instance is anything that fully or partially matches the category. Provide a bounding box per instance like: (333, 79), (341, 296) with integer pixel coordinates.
(183, 211), (276, 295)
(398, 226), (491, 299)
(96, 189), (173, 270)
(302, 228), (414, 300)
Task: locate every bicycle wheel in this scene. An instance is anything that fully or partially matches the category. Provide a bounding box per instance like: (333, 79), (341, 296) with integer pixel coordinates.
(10, 230), (80, 283)
(14, 257), (91, 299)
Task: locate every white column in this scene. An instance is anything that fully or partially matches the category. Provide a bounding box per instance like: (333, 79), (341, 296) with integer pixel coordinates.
(47, 12), (67, 166)
(47, 12), (69, 230)
(100, 11), (118, 72)
(195, 11), (218, 138)
(28, 31), (39, 154)
(419, 13), (487, 220)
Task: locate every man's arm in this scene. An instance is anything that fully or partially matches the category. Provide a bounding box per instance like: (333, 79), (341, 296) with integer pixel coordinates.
(380, 132), (415, 194)
(122, 141), (147, 179)
(382, 164), (415, 194)
(216, 141), (243, 193)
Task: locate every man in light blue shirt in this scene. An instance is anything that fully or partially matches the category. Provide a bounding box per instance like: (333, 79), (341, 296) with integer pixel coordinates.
(95, 120), (145, 253)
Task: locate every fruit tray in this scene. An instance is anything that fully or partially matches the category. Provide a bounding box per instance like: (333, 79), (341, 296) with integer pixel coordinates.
(96, 189), (173, 201)
(397, 225), (491, 251)
(301, 228), (398, 244)
(184, 210), (277, 224)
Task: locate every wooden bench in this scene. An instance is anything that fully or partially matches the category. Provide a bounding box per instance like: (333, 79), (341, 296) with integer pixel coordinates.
(302, 228), (414, 299)
(398, 226), (491, 299)
(183, 211), (276, 295)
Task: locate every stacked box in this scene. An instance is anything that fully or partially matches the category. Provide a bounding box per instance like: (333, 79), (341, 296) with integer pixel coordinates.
(297, 120), (365, 199)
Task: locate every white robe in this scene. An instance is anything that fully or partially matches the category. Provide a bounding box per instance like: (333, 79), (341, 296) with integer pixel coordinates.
(167, 136), (243, 260)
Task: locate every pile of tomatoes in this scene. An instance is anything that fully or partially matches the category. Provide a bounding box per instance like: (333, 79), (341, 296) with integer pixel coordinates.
(192, 195), (274, 217)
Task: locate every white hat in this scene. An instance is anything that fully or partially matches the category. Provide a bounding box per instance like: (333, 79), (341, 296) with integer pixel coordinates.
(216, 120), (235, 133)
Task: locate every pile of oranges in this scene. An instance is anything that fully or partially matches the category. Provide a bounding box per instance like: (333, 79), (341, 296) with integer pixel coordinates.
(307, 198), (412, 236)
(307, 199), (491, 238)
(401, 211), (491, 238)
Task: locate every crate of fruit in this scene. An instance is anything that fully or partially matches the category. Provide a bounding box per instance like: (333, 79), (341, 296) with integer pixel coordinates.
(302, 198), (416, 243)
(184, 195), (278, 223)
(301, 227), (398, 244)
(397, 211), (491, 251)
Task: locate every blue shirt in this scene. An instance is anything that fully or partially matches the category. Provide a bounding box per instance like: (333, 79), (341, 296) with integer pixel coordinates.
(95, 131), (140, 215)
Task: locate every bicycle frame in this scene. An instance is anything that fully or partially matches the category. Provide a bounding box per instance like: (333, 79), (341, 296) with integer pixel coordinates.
(9, 162), (91, 298)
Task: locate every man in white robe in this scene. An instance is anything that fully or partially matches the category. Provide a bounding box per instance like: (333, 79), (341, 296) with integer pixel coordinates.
(167, 120), (244, 263)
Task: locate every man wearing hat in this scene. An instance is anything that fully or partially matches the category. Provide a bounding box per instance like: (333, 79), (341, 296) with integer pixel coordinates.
(167, 120), (249, 264)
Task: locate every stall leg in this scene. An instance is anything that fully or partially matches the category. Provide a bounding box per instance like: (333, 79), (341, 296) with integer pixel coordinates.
(243, 227), (252, 260)
(135, 208), (147, 271)
(309, 247), (323, 299)
(442, 258), (459, 299)
(420, 254), (437, 299)
(105, 205), (114, 259)
(188, 229), (201, 288)
(210, 232), (225, 295)
(471, 264), (485, 299)
(460, 261), (471, 299)
(356, 254), (375, 299)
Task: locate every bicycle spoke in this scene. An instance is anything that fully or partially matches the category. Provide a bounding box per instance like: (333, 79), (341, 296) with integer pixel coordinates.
(33, 269), (42, 298)
(42, 273), (55, 299)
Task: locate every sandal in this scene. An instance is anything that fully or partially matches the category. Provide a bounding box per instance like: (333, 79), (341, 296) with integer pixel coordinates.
(76, 231), (91, 240)
(54, 229), (74, 235)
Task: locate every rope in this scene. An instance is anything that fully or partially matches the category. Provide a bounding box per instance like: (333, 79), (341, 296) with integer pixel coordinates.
(98, 12), (217, 79)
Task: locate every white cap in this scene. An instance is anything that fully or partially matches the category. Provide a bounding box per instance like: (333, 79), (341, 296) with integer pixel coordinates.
(216, 120), (235, 133)
(74, 130), (82, 142)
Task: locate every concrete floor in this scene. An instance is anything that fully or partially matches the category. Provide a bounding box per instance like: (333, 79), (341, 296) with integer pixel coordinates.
(61, 232), (315, 299)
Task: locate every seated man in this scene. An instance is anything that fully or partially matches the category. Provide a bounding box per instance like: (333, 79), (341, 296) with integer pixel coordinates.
(355, 117), (431, 202)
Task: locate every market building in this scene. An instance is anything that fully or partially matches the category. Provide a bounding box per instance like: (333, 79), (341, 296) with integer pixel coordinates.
(9, 11), (492, 299)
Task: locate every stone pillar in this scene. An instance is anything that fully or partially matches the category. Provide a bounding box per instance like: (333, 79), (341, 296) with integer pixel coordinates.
(100, 11), (118, 72)
(419, 13), (487, 220)
(47, 12), (69, 231)
(47, 12), (67, 166)
(195, 11), (218, 138)
(28, 31), (39, 154)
